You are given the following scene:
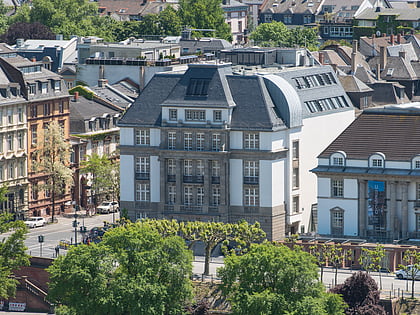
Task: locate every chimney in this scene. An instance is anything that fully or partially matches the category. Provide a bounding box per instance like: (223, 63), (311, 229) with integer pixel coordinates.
(399, 50), (406, 60)
(380, 46), (387, 71)
(376, 63), (381, 80)
(98, 79), (108, 87)
(397, 34), (401, 44)
(390, 34), (394, 45)
(319, 51), (324, 65)
(351, 40), (357, 74)
(16, 38), (24, 48)
(31, 57), (36, 62)
(74, 91), (79, 101)
(56, 34), (63, 40)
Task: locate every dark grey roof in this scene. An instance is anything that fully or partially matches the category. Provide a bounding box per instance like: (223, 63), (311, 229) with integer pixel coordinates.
(180, 38), (232, 53)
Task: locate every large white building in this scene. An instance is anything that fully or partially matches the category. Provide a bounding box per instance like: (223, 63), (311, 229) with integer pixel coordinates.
(313, 104), (420, 242)
(118, 61), (354, 240)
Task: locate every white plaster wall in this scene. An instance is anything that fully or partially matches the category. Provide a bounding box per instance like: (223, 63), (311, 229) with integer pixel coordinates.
(346, 160), (367, 167)
(386, 161), (409, 169)
(260, 132), (271, 150)
(150, 129), (161, 146)
(120, 155), (134, 202)
(260, 160), (273, 207)
(344, 179), (358, 199)
(120, 128), (133, 145)
(230, 159), (243, 205)
(317, 197), (358, 235)
(271, 131), (285, 151)
(318, 177), (331, 197)
(272, 159), (285, 206)
(230, 131), (242, 149)
(150, 156), (160, 202)
(298, 109), (355, 232)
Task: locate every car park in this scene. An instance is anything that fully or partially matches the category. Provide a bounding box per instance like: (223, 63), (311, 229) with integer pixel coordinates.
(396, 265), (420, 280)
(97, 201), (119, 214)
(24, 217), (46, 228)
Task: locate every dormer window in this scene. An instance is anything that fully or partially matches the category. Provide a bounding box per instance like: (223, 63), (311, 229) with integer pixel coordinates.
(185, 109), (205, 121)
(169, 109), (177, 121)
(369, 153), (385, 168)
(186, 79), (210, 96)
(372, 159), (383, 167)
(330, 151), (346, 166)
(333, 157), (344, 166)
(412, 156), (420, 169)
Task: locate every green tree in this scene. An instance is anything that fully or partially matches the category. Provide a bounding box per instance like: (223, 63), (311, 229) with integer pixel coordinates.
(287, 27), (319, 50)
(358, 245), (385, 289)
(310, 243), (329, 282)
(399, 249), (420, 298)
(325, 243), (351, 286)
(178, 0), (231, 41)
(249, 21), (289, 47)
(0, 211), (30, 299)
(158, 6), (182, 36)
(48, 224), (193, 314)
(35, 120), (73, 224)
(218, 242), (345, 315)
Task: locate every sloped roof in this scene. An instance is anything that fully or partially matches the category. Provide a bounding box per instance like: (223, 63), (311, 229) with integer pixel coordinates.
(368, 56), (418, 80)
(387, 43), (418, 62)
(319, 106), (420, 160)
(355, 7), (420, 20)
(260, 0), (323, 15)
(338, 74), (373, 92)
(354, 65), (377, 84)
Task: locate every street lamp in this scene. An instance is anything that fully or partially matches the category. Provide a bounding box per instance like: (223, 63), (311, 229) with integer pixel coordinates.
(73, 213), (78, 245)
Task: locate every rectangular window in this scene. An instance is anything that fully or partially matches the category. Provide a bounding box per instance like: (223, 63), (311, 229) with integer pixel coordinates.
(17, 131), (23, 149)
(333, 157), (344, 166)
(136, 183), (150, 201)
(0, 135), (3, 153)
(59, 102), (64, 114)
(169, 109), (177, 121)
(167, 159), (176, 176)
(212, 160), (220, 177)
(30, 105), (37, 118)
(292, 196), (299, 213)
(244, 161), (259, 178)
(44, 103), (50, 116)
(168, 185), (176, 204)
(244, 188), (259, 206)
(7, 133), (13, 151)
(196, 133), (205, 151)
(331, 210), (344, 235)
(135, 157), (150, 175)
(185, 110), (206, 121)
(28, 83), (36, 95)
(31, 125), (37, 145)
(184, 160), (193, 176)
(372, 159), (383, 167)
(184, 132), (193, 150)
(8, 162), (14, 179)
(416, 213), (420, 232)
(332, 179), (344, 197)
(18, 161), (25, 177)
(0, 165), (3, 180)
(212, 186), (220, 206)
(197, 160), (204, 176)
(168, 131), (176, 150)
(186, 79), (210, 96)
(292, 141), (299, 159)
(213, 110), (222, 122)
(292, 167), (299, 188)
(18, 108), (23, 122)
(41, 82), (48, 94)
(54, 80), (61, 91)
(184, 186), (193, 205)
(0, 110), (2, 125)
(244, 133), (259, 150)
(135, 129), (150, 146)
(212, 133), (221, 151)
(197, 186), (204, 205)
(7, 109), (13, 124)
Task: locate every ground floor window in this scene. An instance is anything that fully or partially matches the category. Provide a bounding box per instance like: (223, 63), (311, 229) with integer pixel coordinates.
(330, 207), (344, 235)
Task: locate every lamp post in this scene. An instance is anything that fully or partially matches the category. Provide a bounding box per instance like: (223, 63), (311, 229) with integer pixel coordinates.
(73, 213), (78, 246)
(38, 235), (44, 257)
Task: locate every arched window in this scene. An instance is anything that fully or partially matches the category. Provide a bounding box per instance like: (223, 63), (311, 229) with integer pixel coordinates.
(369, 152), (385, 168)
(330, 151), (346, 166)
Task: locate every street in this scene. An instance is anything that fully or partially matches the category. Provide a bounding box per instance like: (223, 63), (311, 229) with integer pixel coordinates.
(18, 214), (420, 299)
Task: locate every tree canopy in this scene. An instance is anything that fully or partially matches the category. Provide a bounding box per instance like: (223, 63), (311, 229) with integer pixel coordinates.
(48, 223), (193, 315)
(218, 242), (345, 315)
(0, 211), (30, 299)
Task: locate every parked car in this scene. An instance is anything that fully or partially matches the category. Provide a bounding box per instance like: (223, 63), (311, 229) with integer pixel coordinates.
(396, 265), (420, 280)
(97, 201), (119, 214)
(24, 217), (46, 228)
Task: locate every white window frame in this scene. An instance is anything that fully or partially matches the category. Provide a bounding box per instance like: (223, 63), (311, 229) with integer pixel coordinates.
(331, 179), (344, 197)
(197, 186), (204, 205)
(244, 161), (259, 178)
(212, 186), (220, 206)
(244, 133), (259, 150)
(197, 160), (204, 176)
(184, 160), (193, 176)
(167, 159), (176, 175)
(184, 132), (193, 150)
(212, 160), (220, 177)
(135, 129), (150, 146)
(213, 110), (222, 122)
(136, 183), (150, 201)
(196, 133), (205, 151)
(169, 109), (177, 121)
(184, 186), (193, 205)
(212, 133), (221, 151)
(185, 110), (205, 121)
(168, 131), (176, 150)
(168, 185), (176, 204)
(135, 156), (150, 174)
(244, 187), (259, 206)
(333, 157), (344, 166)
(372, 158), (383, 167)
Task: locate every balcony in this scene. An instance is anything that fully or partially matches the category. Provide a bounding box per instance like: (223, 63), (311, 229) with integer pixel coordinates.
(208, 206), (219, 213)
(415, 201), (420, 208)
(135, 173), (150, 180)
(167, 174), (176, 182)
(211, 176), (220, 184)
(180, 205), (203, 212)
(183, 175), (204, 183)
(243, 177), (259, 185)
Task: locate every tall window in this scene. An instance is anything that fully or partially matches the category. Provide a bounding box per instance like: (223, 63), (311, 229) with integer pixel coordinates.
(184, 132), (193, 150)
(184, 160), (193, 176)
(0, 110), (2, 125)
(168, 185), (176, 204)
(41, 82), (48, 94)
(168, 131), (176, 150)
(196, 133), (205, 151)
(136, 183), (150, 201)
(18, 108), (23, 122)
(135, 157), (150, 176)
(43, 103), (51, 116)
(8, 162), (14, 179)
(197, 160), (204, 176)
(167, 159), (176, 175)
(292, 141), (299, 159)
(331, 208), (344, 235)
(197, 186), (204, 205)
(213, 110), (222, 122)
(415, 160), (420, 169)
(212, 186), (220, 206)
(0, 135), (3, 153)
(28, 83), (36, 95)
(212, 134), (221, 151)
(59, 102), (64, 114)
(7, 133), (13, 151)
(18, 161), (25, 177)
(184, 186), (193, 205)
(17, 131), (23, 149)
(292, 167), (299, 188)
(331, 179), (344, 197)
(244, 161), (259, 178)
(31, 125), (37, 145)
(7, 109), (13, 124)
(135, 129), (150, 145)
(244, 133), (259, 150)
(212, 160), (220, 177)
(292, 196), (299, 213)
(244, 188), (259, 206)
(0, 165), (3, 180)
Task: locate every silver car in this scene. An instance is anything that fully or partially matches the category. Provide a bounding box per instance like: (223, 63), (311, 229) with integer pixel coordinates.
(396, 265), (420, 280)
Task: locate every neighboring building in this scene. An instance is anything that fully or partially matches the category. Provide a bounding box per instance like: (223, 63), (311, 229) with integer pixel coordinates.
(240, 0), (264, 29)
(222, 0), (248, 45)
(313, 104), (420, 242)
(0, 58), (28, 220)
(69, 91), (122, 208)
(259, 0), (323, 27)
(13, 36), (78, 73)
(118, 61), (355, 240)
(359, 34), (407, 58)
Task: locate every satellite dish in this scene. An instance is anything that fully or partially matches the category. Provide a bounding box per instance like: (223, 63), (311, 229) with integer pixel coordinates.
(376, 31), (381, 37)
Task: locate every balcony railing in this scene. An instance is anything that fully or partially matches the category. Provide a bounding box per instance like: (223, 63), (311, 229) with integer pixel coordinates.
(208, 206), (219, 213)
(243, 177), (259, 185)
(183, 175), (204, 183)
(211, 176), (220, 184)
(415, 201), (420, 208)
(167, 174), (176, 182)
(135, 172), (150, 180)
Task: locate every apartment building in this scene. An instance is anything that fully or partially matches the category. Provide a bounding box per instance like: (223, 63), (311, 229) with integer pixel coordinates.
(118, 62), (354, 240)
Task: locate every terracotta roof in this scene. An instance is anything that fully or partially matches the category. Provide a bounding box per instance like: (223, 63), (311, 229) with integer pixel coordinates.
(319, 107), (420, 160)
